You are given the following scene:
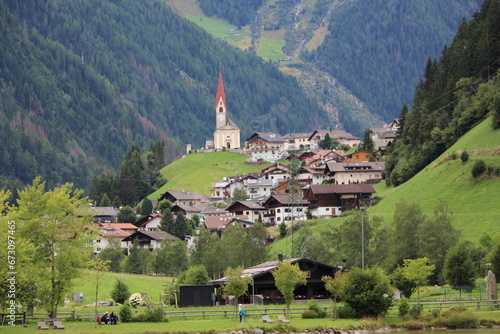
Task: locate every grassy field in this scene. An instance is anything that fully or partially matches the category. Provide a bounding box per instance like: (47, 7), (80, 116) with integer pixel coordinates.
(5, 317), (365, 334)
(67, 270), (172, 308)
(149, 152), (271, 198)
(257, 38), (287, 61)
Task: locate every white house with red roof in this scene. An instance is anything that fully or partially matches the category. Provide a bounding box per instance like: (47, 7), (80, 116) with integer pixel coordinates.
(94, 222), (138, 252)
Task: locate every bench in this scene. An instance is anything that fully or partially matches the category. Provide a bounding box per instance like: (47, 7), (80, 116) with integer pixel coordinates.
(53, 320), (65, 329)
(277, 315), (290, 323)
(37, 322), (49, 330)
(261, 315), (275, 323)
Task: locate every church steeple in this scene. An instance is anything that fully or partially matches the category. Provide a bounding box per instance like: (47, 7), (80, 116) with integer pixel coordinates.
(215, 67), (227, 129)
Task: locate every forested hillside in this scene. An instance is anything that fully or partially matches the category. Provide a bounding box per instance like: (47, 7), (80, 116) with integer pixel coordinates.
(0, 0), (330, 191)
(304, 0), (483, 120)
(385, 0), (500, 185)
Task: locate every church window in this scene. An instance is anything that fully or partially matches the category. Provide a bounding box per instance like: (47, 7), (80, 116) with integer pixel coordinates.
(219, 107), (223, 112)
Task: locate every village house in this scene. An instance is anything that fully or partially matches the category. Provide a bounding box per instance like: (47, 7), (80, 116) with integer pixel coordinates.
(344, 149), (378, 162)
(283, 132), (312, 151)
(93, 222), (138, 252)
(260, 163), (291, 182)
(305, 150), (345, 167)
(122, 230), (179, 251)
(158, 190), (207, 206)
(262, 194), (309, 225)
(225, 200), (266, 223)
(204, 214), (252, 235)
(134, 214), (162, 231)
(88, 206), (118, 223)
(303, 184), (376, 217)
(244, 178), (274, 199)
(308, 130), (360, 150)
(245, 132), (286, 162)
(324, 161), (385, 184)
(171, 202), (212, 219)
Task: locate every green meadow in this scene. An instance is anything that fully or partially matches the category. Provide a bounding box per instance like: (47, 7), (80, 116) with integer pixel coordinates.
(185, 14), (251, 49)
(149, 152), (271, 198)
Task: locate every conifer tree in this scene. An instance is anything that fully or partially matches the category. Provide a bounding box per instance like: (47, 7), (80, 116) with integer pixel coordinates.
(159, 209), (175, 234)
(174, 212), (189, 239)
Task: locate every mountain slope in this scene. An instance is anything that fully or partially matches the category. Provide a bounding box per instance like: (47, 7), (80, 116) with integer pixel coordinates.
(0, 0), (332, 190)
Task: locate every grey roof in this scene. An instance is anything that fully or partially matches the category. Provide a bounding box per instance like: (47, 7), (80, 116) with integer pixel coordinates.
(246, 132), (286, 143)
(243, 179), (274, 187)
(325, 161), (385, 173)
(88, 207), (117, 216)
(308, 129), (360, 141)
(265, 194), (308, 206)
(123, 230), (179, 241)
(283, 132), (313, 140)
(307, 184), (376, 195)
(166, 190), (207, 201)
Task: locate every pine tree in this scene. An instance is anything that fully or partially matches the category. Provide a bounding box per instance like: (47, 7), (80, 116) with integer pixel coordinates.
(360, 128), (375, 152)
(159, 209), (175, 234)
(174, 212), (189, 239)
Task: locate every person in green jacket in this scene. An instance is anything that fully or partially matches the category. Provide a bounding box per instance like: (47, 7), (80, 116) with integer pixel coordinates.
(239, 304), (245, 322)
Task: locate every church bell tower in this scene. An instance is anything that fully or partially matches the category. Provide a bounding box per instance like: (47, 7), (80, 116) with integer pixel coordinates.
(215, 68), (227, 129)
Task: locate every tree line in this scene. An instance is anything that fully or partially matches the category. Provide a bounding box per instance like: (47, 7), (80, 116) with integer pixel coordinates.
(385, 0), (500, 186)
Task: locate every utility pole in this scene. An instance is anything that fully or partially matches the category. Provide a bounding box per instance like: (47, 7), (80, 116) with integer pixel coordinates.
(361, 207), (365, 270)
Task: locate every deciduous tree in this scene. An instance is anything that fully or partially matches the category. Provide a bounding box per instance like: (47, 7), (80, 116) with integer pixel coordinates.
(272, 262), (307, 314)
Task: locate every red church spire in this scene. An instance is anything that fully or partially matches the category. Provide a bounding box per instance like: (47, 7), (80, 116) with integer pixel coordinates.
(216, 67), (226, 108)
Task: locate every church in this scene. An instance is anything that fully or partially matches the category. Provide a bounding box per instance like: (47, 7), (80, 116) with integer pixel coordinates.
(206, 68), (240, 149)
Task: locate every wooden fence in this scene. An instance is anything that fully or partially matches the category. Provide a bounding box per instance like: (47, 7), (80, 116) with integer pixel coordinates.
(13, 300), (500, 324)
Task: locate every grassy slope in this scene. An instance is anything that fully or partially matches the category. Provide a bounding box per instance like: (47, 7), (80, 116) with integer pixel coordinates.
(271, 118), (499, 257)
(370, 118), (500, 241)
(149, 152), (271, 198)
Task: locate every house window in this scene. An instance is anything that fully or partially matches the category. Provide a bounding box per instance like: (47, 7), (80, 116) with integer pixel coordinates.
(96, 239), (101, 243)
(284, 208), (291, 212)
(254, 211), (258, 215)
(297, 208), (303, 212)
(277, 217), (281, 221)
(326, 208), (330, 211)
(277, 209), (281, 213)
(264, 188), (267, 191)
(285, 216), (291, 221)
(245, 211), (250, 215)
(356, 155), (359, 159)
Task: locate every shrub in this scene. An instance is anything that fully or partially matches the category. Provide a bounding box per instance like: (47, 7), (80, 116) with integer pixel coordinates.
(480, 318), (497, 328)
(443, 311), (478, 329)
(337, 305), (356, 319)
(111, 279), (131, 304)
(119, 305), (133, 323)
(307, 299), (326, 318)
(398, 298), (410, 318)
(406, 320), (427, 330)
(409, 305), (422, 319)
(132, 307), (166, 322)
(472, 160), (486, 178)
(460, 150), (469, 163)
(302, 309), (319, 318)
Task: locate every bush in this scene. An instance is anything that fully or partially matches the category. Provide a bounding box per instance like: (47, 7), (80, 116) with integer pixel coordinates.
(432, 310), (478, 329)
(306, 299), (326, 318)
(409, 305), (422, 319)
(398, 299), (410, 318)
(337, 305), (356, 319)
(111, 279), (131, 304)
(460, 150), (469, 163)
(119, 305), (133, 323)
(132, 307), (166, 322)
(472, 160), (486, 178)
(406, 320), (427, 330)
(302, 309), (319, 318)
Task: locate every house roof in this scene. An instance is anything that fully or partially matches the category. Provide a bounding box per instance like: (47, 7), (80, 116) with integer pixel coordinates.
(243, 179), (274, 187)
(172, 203), (211, 214)
(283, 132), (313, 140)
(204, 214), (249, 230)
(88, 206), (117, 217)
(134, 214), (161, 228)
(97, 223), (132, 238)
(307, 184), (376, 195)
(122, 230), (179, 242)
(246, 132), (286, 143)
(226, 200), (265, 211)
(211, 257), (339, 285)
(162, 190), (207, 202)
(325, 161), (385, 173)
(345, 150), (377, 158)
(308, 129), (360, 141)
(263, 194), (308, 206)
